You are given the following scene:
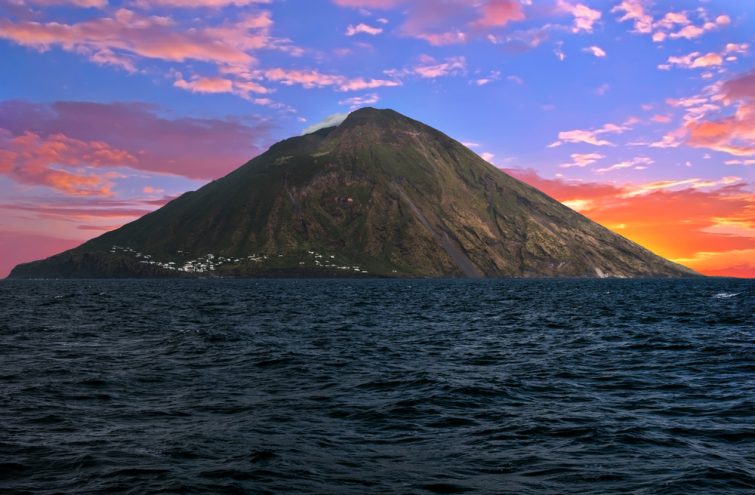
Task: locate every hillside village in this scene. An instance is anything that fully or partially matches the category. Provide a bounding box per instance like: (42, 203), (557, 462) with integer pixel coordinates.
(109, 245), (370, 275)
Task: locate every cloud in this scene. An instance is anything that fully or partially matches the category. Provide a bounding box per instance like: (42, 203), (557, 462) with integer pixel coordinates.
(302, 112), (349, 134)
(583, 45), (606, 58)
(131, 0), (272, 7)
(684, 69), (755, 157)
(12, 0), (107, 7)
(172, 73), (272, 101)
(594, 156), (653, 174)
(550, 131), (611, 147)
(345, 23), (384, 36)
(413, 55), (466, 78)
(612, 0), (652, 34)
(616, 4), (734, 43)
(725, 42), (749, 55)
(559, 152), (604, 169)
(332, 0), (403, 7)
(261, 67), (400, 91)
(553, 46), (565, 62)
(556, 0), (601, 33)
(332, 0), (527, 45)
(654, 11), (689, 31)
(0, 100), (275, 181)
(487, 25), (552, 52)
(89, 48), (137, 72)
(725, 159), (755, 166)
(672, 249), (755, 278)
(0, 6), (306, 102)
(549, 119), (636, 147)
(651, 114), (671, 123)
(174, 76), (234, 94)
(651, 9), (730, 42)
(1, 197), (172, 221)
(651, 71), (755, 157)
(0, 9), (285, 70)
(338, 93), (380, 109)
(471, 0), (525, 29)
(0, 130), (136, 195)
(386, 55), (466, 80)
(649, 127), (686, 149)
(622, 176), (742, 197)
(661, 51), (723, 70)
(475, 70), (502, 86)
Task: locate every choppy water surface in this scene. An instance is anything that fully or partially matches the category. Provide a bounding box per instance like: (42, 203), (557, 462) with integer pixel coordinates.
(1, 279), (754, 494)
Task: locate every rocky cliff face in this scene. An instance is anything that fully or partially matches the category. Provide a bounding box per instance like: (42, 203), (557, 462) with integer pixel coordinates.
(9, 108), (697, 278)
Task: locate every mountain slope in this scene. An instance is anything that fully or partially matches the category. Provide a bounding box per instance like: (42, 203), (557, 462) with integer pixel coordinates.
(9, 108), (697, 278)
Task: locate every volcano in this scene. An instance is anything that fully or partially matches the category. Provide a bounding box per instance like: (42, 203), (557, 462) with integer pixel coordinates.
(9, 108), (696, 278)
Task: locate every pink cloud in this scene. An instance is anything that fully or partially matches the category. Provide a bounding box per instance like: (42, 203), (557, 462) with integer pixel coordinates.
(0, 100), (275, 180)
(549, 119), (636, 147)
(557, 0), (601, 33)
(0, 7), (327, 104)
(412, 31), (466, 46)
(0, 130), (134, 195)
(174, 76), (234, 94)
(345, 23), (384, 36)
(385, 55), (466, 80)
(726, 43), (749, 54)
(338, 93), (380, 109)
(0, 8), (291, 73)
(594, 156), (653, 174)
(89, 48), (137, 72)
(506, 74), (522, 85)
(666, 13), (729, 40)
(651, 114), (672, 123)
(412, 55), (466, 78)
(332, 0), (403, 7)
(1, 201), (153, 220)
(486, 25), (551, 52)
(583, 45), (606, 58)
(471, 0), (525, 28)
(332, 0), (527, 46)
(646, 69), (754, 156)
(621, 5), (733, 43)
(686, 69), (755, 157)
(15, 0), (107, 7)
(131, 0), (272, 7)
(612, 0), (652, 34)
(261, 67), (400, 91)
(654, 11), (689, 30)
(559, 152), (605, 169)
(661, 51), (723, 70)
(475, 70), (501, 86)
(550, 130), (614, 147)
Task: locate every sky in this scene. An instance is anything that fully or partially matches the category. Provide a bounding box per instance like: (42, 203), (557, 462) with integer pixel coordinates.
(0, 0), (753, 278)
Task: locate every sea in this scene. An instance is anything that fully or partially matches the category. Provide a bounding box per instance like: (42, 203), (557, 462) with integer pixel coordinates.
(1, 278), (753, 494)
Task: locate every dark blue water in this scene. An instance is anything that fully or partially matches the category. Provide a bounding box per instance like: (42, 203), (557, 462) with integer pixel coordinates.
(1, 279), (753, 494)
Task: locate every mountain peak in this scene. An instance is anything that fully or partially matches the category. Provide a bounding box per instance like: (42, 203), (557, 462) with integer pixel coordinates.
(340, 107), (411, 128)
(8, 109), (697, 279)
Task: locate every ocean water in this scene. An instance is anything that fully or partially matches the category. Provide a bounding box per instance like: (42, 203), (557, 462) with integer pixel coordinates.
(1, 278), (753, 494)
